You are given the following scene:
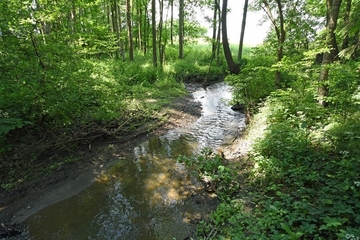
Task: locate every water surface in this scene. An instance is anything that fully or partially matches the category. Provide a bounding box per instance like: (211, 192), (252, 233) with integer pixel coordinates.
(26, 82), (245, 239)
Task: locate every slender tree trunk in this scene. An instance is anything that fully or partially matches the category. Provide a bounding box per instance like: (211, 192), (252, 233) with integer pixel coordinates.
(216, 3), (221, 65)
(151, 0), (157, 66)
(238, 0), (249, 61)
(178, 0), (184, 59)
(221, 0), (239, 74)
(275, 0), (285, 86)
(158, 0), (164, 65)
(211, 0), (219, 60)
(318, 0), (342, 107)
(126, 0), (134, 61)
(110, 1), (116, 33)
(112, 0), (121, 59)
(78, 7), (83, 33)
(262, 0), (285, 87)
(106, 0), (111, 31)
(143, 9), (148, 55)
(327, 0), (341, 58)
(117, 3), (125, 60)
(70, 0), (77, 34)
(137, 5), (143, 51)
(170, 0), (174, 45)
(341, 0), (352, 50)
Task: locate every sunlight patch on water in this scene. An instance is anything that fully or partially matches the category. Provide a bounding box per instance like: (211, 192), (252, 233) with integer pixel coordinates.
(25, 82), (244, 240)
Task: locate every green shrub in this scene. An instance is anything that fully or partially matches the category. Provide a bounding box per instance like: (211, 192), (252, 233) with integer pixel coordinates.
(178, 148), (239, 199)
(0, 116), (32, 153)
(198, 83), (360, 239)
(225, 47), (276, 110)
(324, 120), (360, 157)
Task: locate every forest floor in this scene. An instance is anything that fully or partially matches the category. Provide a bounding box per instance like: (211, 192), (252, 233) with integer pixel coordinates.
(0, 83), (223, 238)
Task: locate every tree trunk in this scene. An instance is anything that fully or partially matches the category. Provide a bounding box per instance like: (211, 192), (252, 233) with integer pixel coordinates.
(221, 0), (240, 74)
(318, 0), (342, 107)
(341, 0), (352, 50)
(106, 2), (111, 32)
(326, 0), (342, 59)
(112, 0), (121, 59)
(143, 7), (148, 55)
(137, 4), (143, 51)
(261, 0), (285, 87)
(178, 0), (184, 59)
(117, 4), (125, 60)
(70, 0), (77, 34)
(158, 0), (164, 65)
(211, 0), (219, 60)
(170, 0), (174, 45)
(237, 0), (249, 61)
(216, 4), (221, 65)
(151, 0), (157, 66)
(126, 0), (134, 61)
(275, 0), (285, 86)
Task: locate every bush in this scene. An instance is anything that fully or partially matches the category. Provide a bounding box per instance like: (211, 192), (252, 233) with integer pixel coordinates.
(225, 47), (276, 110)
(178, 148), (239, 200)
(198, 82), (360, 239)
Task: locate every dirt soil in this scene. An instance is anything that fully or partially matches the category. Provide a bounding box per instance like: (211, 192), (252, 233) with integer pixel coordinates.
(0, 83), (208, 238)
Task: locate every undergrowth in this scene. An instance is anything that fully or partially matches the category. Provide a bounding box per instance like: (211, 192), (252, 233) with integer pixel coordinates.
(196, 54), (360, 239)
(0, 44), (231, 192)
(178, 148), (240, 201)
(196, 96), (360, 239)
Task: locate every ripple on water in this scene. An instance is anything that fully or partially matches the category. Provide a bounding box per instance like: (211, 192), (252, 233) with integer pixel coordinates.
(25, 82), (245, 240)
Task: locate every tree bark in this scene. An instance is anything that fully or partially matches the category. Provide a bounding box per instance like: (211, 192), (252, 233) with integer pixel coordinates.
(221, 0), (240, 74)
(318, 0), (342, 107)
(143, 6), (148, 55)
(216, 3), (221, 65)
(126, 0), (134, 61)
(151, 0), (157, 66)
(112, 0), (121, 59)
(158, 0), (164, 65)
(341, 0), (352, 50)
(170, 0), (174, 45)
(70, 0), (77, 34)
(261, 0), (286, 87)
(211, 0), (219, 60)
(238, 0), (249, 61)
(117, 3), (125, 60)
(178, 0), (184, 59)
(137, 4), (143, 51)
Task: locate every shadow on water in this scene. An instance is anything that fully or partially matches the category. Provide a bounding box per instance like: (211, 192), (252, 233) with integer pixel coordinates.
(25, 82), (246, 239)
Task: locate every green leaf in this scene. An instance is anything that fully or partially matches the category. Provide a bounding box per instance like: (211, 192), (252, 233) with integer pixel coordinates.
(0, 118), (32, 135)
(319, 217), (343, 230)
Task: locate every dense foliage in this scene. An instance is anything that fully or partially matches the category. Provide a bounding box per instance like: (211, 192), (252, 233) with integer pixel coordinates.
(1, 0), (360, 239)
(0, 44), (228, 189)
(0, 0), (223, 189)
(201, 85), (360, 238)
(190, 0), (360, 239)
(197, 1), (360, 236)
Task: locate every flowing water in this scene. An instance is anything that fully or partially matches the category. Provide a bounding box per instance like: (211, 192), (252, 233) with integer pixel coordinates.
(25, 82), (246, 240)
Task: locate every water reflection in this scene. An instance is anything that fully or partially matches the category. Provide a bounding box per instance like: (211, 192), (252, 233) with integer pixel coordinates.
(26, 82), (245, 239)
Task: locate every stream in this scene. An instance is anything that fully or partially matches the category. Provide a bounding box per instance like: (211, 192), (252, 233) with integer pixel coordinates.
(25, 82), (246, 239)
